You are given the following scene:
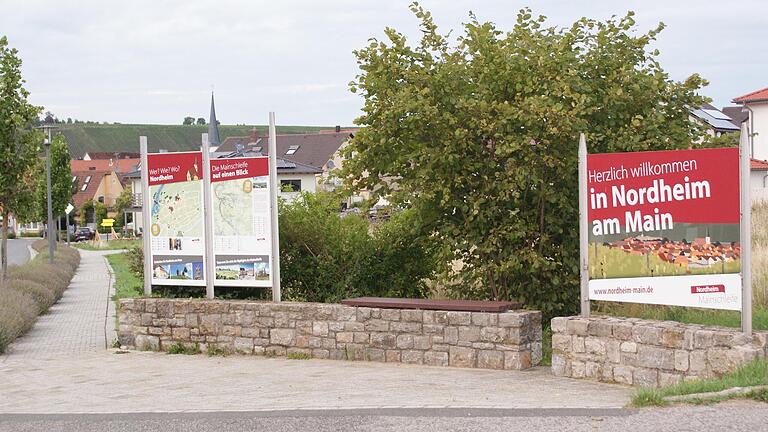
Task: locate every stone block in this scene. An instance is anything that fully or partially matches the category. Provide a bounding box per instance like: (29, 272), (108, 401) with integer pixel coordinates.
(199, 314), (221, 335)
(662, 328), (685, 348)
(620, 341), (637, 353)
(385, 350), (401, 363)
(674, 350), (689, 372)
(381, 309), (401, 321)
(370, 333), (396, 349)
(269, 328), (295, 346)
(480, 327), (506, 343)
(447, 312), (472, 326)
(344, 322), (365, 332)
(413, 335), (431, 350)
(335, 306), (356, 322)
(477, 350), (504, 369)
(422, 310), (436, 324)
(606, 340), (621, 363)
(423, 324), (444, 335)
(573, 336), (585, 353)
(402, 350), (424, 364)
(659, 372), (683, 387)
(328, 321), (344, 332)
(504, 351), (532, 370)
(551, 354), (570, 376)
(401, 310), (423, 322)
(566, 319), (589, 336)
(694, 330), (715, 349)
(552, 334), (572, 352)
(365, 348), (386, 362)
(295, 335), (310, 348)
(612, 322), (633, 340)
(506, 327), (524, 344)
(364, 319), (389, 332)
(588, 320), (613, 337)
(337, 332), (354, 343)
(444, 327), (459, 344)
(312, 321), (329, 337)
(585, 361), (601, 379)
(633, 368), (658, 387)
(390, 322), (421, 333)
(613, 366), (633, 385)
(449, 346), (476, 368)
(234, 337), (254, 354)
(356, 307), (372, 321)
(550, 317), (568, 334)
(222, 325), (240, 337)
(585, 337), (606, 356)
(396, 334), (414, 349)
(471, 313), (497, 327)
(312, 349), (330, 359)
(637, 345), (675, 370)
(633, 326), (662, 345)
(571, 361), (586, 378)
(458, 326), (480, 342)
(424, 351), (449, 367)
(171, 327), (190, 340)
(433, 311), (449, 325)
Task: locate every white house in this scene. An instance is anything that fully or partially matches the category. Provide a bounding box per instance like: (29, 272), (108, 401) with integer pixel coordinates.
(752, 159), (768, 203)
(732, 87), (768, 161)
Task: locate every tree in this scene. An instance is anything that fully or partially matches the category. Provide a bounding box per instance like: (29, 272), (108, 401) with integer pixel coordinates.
(114, 188), (132, 229)
(341, 6), (707, 318)
(93, 201), (107, 231)
(79, 199), (94, 226)
(196, 117), (206, 125)
(36, 133), (72, 224)
(183, 116), (194, 125)
(0, 36), (43, 280)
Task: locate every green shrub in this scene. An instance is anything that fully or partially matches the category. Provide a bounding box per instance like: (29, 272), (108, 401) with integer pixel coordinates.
(0, 288), (38, 353)
(279, 192), (439, 303)
(127, 246), (144, 278)
(7, 231), (15, 239)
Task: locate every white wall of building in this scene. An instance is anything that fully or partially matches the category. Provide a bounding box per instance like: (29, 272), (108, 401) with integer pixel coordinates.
(748, 102), (768, 161)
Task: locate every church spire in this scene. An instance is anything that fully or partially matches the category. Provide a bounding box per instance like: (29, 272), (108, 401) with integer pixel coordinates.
(208, 92), (220, 146)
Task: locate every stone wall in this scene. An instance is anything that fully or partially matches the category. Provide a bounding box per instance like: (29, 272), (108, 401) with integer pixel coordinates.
(551, 316), (768, 387)
(118, 298), (542, 370)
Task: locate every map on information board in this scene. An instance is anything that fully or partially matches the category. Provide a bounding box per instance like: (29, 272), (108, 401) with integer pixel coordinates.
(212, 179), (255, 237)
(151, 182), (203, 238)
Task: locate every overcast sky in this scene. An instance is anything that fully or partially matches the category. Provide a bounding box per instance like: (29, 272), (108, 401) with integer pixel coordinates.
(1, 0), (766, 126)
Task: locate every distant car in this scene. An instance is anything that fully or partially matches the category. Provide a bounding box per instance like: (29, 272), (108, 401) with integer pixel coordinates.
(74, 227), (95, 242)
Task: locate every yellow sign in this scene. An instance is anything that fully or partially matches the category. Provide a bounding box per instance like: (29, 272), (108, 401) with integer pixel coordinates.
(101, 218), (115, 227)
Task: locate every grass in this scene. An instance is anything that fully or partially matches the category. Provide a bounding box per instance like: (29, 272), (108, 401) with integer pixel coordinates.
(166, 342), (200, 355)
(631, 359), (768, 407)
(287, 352), (311, 360)
(106, 252), (143, 301)
(73, 239), (141, 251)
(58, 123), (335, 158)
(206, 344), (231, 357)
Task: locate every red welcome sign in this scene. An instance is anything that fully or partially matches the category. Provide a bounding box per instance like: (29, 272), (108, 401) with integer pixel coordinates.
(210, 157), (268, 183)
(147, 151), (203, 186)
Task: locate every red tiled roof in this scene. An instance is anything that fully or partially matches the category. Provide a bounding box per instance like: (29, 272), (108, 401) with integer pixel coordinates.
(733, 87), (768, 104)
(71, 158), (139, 174)
(752, 159), (768, 171)
(72, 171), (106, 208)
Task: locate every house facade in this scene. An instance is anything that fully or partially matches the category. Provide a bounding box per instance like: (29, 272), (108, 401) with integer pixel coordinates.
(732, 87), (768, 161)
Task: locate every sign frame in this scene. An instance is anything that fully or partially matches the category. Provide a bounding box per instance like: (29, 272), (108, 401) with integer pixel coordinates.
(577, 123), (752, 335)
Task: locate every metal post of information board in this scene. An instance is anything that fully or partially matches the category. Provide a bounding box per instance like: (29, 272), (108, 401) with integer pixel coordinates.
(202, 133), (215, 299)
(268, 112), (282, 302)
(740, 122), (752, 335)
(578, 133), (590, 318)
(140, 136), (152, 297)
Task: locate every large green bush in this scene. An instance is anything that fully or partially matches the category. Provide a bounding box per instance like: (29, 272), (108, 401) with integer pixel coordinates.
(279, 193), (440, 303)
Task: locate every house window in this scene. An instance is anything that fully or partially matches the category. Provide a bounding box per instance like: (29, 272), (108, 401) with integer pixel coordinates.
(80, 183), (89, 191)
(72, 175), (77, 183)
(285, 145), (299, 155)
(280, 179), (301, 192)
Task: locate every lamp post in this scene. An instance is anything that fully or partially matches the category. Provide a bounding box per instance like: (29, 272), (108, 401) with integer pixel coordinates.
(44, 137), (54, 264)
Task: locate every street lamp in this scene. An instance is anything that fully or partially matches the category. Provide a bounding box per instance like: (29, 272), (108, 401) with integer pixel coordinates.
(44, 137), (54, 264)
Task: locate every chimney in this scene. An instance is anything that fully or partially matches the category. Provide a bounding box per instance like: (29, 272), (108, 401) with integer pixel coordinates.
(335, 125), (341, 133)
(249, 127), (259, 142)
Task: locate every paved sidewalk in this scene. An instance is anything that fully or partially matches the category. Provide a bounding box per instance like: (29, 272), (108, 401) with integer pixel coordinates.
(1, 249), (118, 360)
(0, 248), (633, 414)
(0, 351), (632, 413)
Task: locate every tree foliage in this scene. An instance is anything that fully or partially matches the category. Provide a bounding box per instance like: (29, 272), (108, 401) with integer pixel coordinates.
(0, 36), (43, 279)
(36, 133), (73, 221)
(341, 5), (707, 318)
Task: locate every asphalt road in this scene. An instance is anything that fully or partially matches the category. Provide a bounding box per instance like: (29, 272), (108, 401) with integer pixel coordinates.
(0, 403), (766, 432)
(3, 238), (34, 267)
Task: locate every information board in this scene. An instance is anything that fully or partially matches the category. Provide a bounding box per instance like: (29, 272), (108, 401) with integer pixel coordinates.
(146, 151), (207, 286)
(209, 156), (273, 287)
(585, 147), (742, 310)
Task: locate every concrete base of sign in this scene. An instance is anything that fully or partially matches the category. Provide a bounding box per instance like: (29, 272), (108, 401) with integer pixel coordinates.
(551, 316), (767, 387)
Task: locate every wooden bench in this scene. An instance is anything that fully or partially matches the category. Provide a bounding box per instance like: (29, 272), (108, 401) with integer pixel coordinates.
(340, 297), (522, 313)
